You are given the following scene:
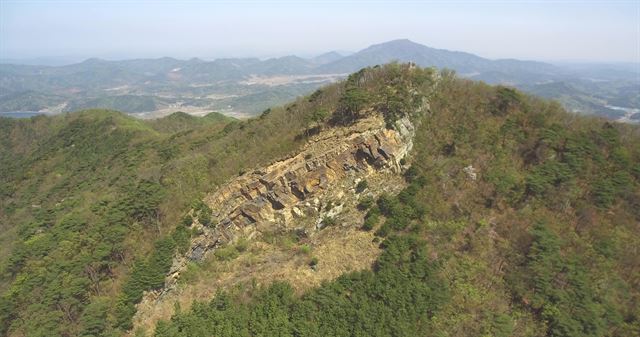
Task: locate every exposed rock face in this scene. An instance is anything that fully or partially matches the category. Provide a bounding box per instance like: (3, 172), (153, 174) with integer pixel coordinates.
(164, 114), (415, 286)
(133, 113), (418, 333)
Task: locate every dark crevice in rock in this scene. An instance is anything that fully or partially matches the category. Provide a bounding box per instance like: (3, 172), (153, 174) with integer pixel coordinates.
(289, 182), (307, 201)
(377, 146), (392, 160)
(266, 192), (286, 210)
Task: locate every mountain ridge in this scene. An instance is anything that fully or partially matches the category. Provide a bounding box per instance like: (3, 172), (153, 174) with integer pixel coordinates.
(316, 39), (558, 76)
(2, 39), (559, 77)
(1, 39), (638, 120)
(1, 64), (638, 337)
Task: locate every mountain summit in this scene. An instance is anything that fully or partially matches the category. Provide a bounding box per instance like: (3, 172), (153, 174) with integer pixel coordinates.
(317, 39), (557, 77)
(311, 51), (344, 65)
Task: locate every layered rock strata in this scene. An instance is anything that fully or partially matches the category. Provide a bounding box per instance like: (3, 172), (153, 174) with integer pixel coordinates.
(156, 114), (415, 290)
(186, 116), (412, 260)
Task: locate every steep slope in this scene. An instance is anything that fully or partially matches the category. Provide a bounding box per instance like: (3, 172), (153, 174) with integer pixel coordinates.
(146, 65), (640, 337)
(192, 114), (413, 264)
(199, 115), (413, 237)
(0, 65), (431, 336)
(0, 100), (315, 336)
(117, 63), (435, 333)
(133, 112), (417, 333)
(1, 64), (638, 337)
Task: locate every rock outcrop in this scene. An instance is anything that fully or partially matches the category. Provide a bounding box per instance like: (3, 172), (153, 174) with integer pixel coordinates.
(165, 114), (415, 283)
(131, 112), (420, 334)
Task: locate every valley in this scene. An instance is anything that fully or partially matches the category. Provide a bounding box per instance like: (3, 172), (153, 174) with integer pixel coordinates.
(2, 40), (638, 122)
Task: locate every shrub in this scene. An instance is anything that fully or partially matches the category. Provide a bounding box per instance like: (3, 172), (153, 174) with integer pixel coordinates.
(308, 89), (323, 103)
(321, 216), (336, 227)
(235, 238), (249, 252)
(298, 244), (312, 255)
(403, 166), (419, 183)
(509, 223), (609, 337)
(172, 225), (192, 254)
(375, 223), (391, 237)
(357, 195), (375, 211)
(491, 86), (521, 116)
(115, 232), (179, 329)
(592, 178), (616, 208)
(356, 180), (369, 193)
(525, 161), (573, 196)
(334, 86), (371, 124)
(214, 246), (239, 261)
(362, 207), (380, 231)
(362, 217), (376, 231)
(260, 108), (271, 118)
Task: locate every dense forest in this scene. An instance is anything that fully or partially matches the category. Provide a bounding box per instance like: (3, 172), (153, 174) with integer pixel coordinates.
(0, 102), (313, 335)
(1, 64), (638, 336)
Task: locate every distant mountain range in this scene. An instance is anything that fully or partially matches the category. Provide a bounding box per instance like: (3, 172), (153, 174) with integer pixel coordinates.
(317, 39), (559, 79)
(1, 39), (638, 120)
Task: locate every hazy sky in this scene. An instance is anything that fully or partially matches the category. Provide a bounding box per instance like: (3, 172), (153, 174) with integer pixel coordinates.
(1, 0), (639, 63)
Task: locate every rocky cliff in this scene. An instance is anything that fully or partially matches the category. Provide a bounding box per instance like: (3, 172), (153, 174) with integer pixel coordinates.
(132, 111), (418, 331)
(174, 114), (414, 275)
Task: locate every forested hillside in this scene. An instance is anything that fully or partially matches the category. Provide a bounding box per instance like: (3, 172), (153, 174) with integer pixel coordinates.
(146, 66), (640, 337)
(1, 64), (638, 337)
(0, 105), (313, 335)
